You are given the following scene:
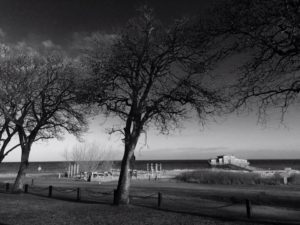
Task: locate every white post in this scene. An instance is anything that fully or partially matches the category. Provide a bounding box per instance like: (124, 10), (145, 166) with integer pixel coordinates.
(70, 164), (73, 177)
(283, 176), (288, 185)
(159, 163), (162, 178)
(68, 164), (71, 178)
(150, 163), (153, 176)
(76, 163), (80, 176)
(72, 164), (76, 177)
(146, 163), (149, 178)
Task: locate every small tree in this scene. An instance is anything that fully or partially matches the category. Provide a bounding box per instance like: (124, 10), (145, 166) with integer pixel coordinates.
(211, 0), (300, 120)
(64, 143), (114, 174)
(83, 7), (226, 204)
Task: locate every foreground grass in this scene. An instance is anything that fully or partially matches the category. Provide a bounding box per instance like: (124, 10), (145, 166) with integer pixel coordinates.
(176, 170), (300, 185)
(1, 175), (300, 224)
(0, 193), (264, 225)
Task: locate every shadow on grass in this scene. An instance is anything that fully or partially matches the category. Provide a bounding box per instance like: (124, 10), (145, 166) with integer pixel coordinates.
(132, 202), (300, 225)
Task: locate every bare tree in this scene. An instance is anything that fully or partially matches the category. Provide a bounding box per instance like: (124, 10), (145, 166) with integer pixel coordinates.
(64, 143), (113, 174)
(82, 7), (226, 204)
(0, 115), (19, 162)
(0, 44), (37, 163)
(0, 46), (88, 191)
(211, 0), (300, 120)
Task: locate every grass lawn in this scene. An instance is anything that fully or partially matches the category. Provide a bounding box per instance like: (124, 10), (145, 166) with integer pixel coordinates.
(1, 175), (300, 225)
(0, 192), (265, 225)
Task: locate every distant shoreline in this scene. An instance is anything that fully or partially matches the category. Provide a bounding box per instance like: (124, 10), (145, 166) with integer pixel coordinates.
(2, 158), (300, 163)
(1, 159), (300, 173)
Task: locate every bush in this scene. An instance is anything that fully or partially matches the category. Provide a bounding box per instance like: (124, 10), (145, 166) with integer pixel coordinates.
(289, 173), (300, 184)
(175, 170), (284, 185)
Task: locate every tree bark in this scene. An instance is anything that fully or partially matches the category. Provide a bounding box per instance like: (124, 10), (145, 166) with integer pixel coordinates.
(0, 155), (4, 164)
(12, 146), (30, 192)
(115, 141), (136, 205)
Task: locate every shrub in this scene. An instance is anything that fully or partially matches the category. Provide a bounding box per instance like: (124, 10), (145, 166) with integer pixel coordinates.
(175, 169), (284, 185)
(289, 173), (300, 184)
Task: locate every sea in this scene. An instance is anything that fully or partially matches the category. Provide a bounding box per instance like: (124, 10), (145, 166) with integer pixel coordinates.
(0, 160), (300, 173)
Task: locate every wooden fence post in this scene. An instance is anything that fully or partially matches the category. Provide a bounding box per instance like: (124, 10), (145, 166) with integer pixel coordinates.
(158, 192), (162, 208)
(48, 185), (53, 198)
(24, 184), (29, 193)
(76, 188), (81, 201)
(113, 189), (118, 205)
(5, 183), (9, 192)
(246, 199), (252, 218)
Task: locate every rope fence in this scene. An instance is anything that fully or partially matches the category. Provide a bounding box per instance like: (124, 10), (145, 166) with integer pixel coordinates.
(3, 182), (298, 220)
(129, 192), (157, 199)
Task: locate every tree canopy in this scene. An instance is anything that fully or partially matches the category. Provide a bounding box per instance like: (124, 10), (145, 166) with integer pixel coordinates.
(211, 0), (300, 119)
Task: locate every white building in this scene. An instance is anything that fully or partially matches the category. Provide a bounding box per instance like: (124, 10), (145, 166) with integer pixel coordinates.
(209, 155), (249, 167)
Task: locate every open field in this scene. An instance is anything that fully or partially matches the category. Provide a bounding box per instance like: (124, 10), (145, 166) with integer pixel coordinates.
(1, 174), (300, 225)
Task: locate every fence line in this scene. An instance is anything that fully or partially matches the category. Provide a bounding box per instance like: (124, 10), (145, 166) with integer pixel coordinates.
(1, 181), (300, 221)
(129, 193), (157, 199)
(52, 187), (77, 194)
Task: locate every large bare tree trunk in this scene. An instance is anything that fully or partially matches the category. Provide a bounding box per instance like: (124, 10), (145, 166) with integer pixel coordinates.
(13, 146), (30, 192)
(115, 143), (135, 205)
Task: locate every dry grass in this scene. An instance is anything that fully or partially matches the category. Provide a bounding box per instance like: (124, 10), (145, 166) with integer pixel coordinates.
(176, 170), (285, 185)
(289, 174), (300, 184)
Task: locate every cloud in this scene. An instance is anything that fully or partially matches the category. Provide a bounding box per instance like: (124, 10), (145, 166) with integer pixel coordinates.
(69, 31), (117, 55)
(42, 40), (55, 48)
(41, 39), (61, 50)
(0, 28), (6, 40)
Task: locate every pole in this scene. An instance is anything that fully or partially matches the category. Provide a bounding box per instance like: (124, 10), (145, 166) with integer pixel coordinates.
(246, 199), (252, 218)
(151, 163), (153, 176)
(48, 185), (53, 198)
(158, 192), (162, 208)
(68, 164), (71, 178)
(76, 188), (81, 201)
(5, 183), (9, 192)
(113, 189), (118, 205)
(24, 184), (29, 193)
(76, 164), (80, 176)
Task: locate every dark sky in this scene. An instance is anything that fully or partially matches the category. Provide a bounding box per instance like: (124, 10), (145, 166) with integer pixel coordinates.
(0, 0), (208, 46)
(1, 1), (300, 161)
